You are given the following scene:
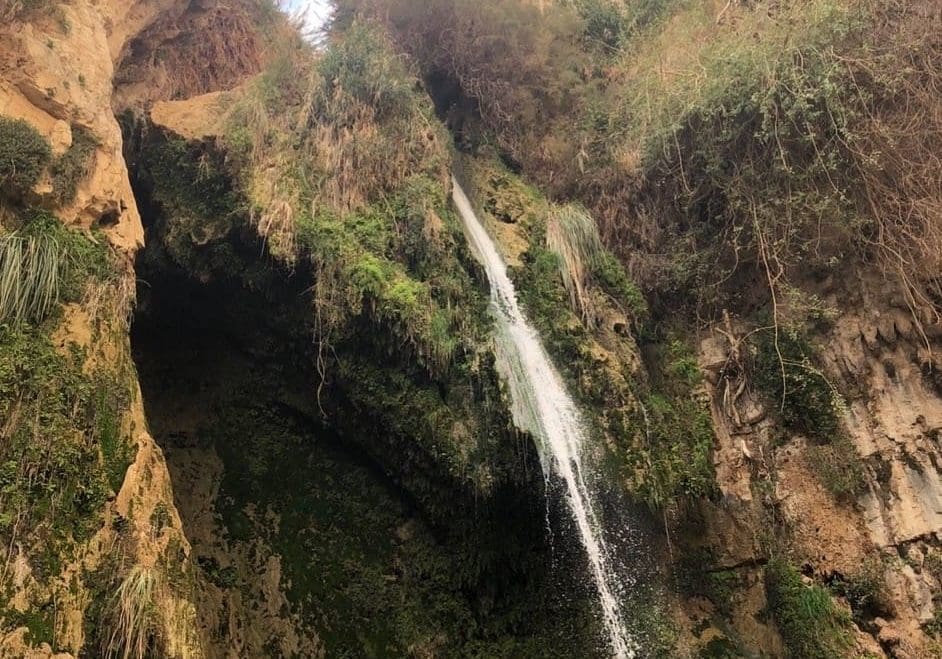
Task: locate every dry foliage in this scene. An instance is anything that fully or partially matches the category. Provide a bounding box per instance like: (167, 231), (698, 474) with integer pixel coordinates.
(103, 565), (200, 659)
(546, 204), (603, 325)
(114, 1), (274, 108)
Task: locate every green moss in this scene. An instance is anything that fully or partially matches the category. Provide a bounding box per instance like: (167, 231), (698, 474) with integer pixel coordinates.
(592, 250), (647, 318)
(634, 336), (717, 509)
(97, 387), (136, 493)
(2, 604), (56, 647)
(200, 396), (595, 657)
(698, 636), (743, 659)
(676, 548), (739, 617)
(0, 215), (131, 587)
(765, 558), (851, 659)
(0, 116), (52, 201)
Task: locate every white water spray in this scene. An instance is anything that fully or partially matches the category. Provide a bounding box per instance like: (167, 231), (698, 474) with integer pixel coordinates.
(452, 178), (635, 658)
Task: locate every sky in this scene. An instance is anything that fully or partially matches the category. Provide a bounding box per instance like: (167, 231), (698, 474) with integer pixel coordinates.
(283, 0), (333, 33)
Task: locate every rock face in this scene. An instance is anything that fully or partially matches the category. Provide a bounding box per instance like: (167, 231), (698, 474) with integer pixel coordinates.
(3, 1), (942, 658)
(696, 274), (942, 657)
(0, 1), (248, 657)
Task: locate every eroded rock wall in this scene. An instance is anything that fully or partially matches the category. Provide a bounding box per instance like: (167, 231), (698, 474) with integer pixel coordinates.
(0, 1), (228, 656)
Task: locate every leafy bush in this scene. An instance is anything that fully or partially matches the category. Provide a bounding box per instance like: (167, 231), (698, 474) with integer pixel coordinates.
(50, 126), (97, 206)
(765, 558), (852, 658)
(0, 116), (52, 201)
(752, 328), (841, 443)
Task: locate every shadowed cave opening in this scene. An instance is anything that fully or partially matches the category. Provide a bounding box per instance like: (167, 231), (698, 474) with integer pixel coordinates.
(124, 133), (608, 656)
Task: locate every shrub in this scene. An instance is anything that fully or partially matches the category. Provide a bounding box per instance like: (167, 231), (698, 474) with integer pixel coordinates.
(752, 328), (841, 443)
(50, 126), (97, 206)
(0, 116), (52, 201)
(810, 434), (867, 499)
(765, 558), (852, 658)
(829, 557), (891, 622)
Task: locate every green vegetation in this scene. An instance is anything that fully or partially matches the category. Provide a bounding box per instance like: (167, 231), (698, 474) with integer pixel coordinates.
(50, 126), (97, 206)
(464, 156), (710, 511)
(637, 337), (717, 508)
(750, 326), (867, 498)
(0, 323), (133, 579)
(130, 22), (605, 654)
(0, 211), (117, 325)
(810, 433), (867, 499)
(829, 557), (890, 623)
(0, 224), (62, 325)
(0, 116), (52, 201)
(676, 548), (739, 617)
(752, 328), (841, 442)
(201, 399), (599, 656)
(0, 210), (134, 607)
(99, 564), (200, 659)
(0, 604), (55, 646)
(353, 0), (942, 326)
(765, 558), (852, 658)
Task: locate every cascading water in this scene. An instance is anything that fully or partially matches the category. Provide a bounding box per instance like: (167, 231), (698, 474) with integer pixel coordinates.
(452, 178), (636, 658)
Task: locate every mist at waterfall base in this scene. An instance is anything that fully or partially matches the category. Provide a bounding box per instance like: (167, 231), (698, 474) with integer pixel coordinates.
(452, 179), (655, 658)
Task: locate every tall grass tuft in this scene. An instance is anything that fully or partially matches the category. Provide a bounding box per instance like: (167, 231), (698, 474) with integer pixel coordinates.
(105, 566), (157, 659)
(103, 565), (201, 659)
(0, 230), (62, 325)
(545, 203), (603, 324)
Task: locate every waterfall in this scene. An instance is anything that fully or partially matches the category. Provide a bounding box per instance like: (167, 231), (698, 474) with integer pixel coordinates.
(452, 178), (636, 658)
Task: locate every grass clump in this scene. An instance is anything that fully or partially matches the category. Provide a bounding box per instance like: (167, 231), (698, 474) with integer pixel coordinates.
(0, 226), (62, 325)
(101, 565), (200, 659)
(0, 116), (52, 201)
(765, 558), (852, 658)
(545, 203), (647, 324)
(0, 211), (117, 325)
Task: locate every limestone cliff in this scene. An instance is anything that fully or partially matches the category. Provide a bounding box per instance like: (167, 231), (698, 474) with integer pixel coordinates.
(0, 1), (262, 656)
